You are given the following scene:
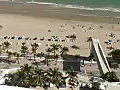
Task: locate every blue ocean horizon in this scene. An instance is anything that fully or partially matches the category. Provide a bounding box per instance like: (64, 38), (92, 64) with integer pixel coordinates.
(27, 0), (120, 7)
(25, 0), (120, 17)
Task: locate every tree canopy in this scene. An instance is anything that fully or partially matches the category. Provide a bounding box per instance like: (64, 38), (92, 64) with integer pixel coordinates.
(101, 71), (119, 82)
(109, 49), (120, 63)
(6, 64), (65, 89)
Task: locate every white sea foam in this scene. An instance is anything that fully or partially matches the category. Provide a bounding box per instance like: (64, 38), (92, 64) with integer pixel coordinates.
(79, 14), (113, 18)
(26, 1), (120, 13)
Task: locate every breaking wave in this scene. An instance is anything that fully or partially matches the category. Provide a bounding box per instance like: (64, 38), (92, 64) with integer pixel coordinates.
(26, 1), (120, 13)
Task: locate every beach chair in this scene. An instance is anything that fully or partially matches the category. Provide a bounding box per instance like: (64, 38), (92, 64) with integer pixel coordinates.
(25, 37), (29, 40)
(48, 39), (51, 41)
(40, 38), (44, 41)
(33, 37), (37, 40)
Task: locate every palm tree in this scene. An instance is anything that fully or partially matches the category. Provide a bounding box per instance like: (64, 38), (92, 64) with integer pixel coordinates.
(0, 44), (3, 55)
(50, 44), (59, 56)
(50, 44), (60, 64)
(13, 52), (20, 64)
(3, 41), (11, 52)
(47, 68), (64, 89)
(42, 72), (51, 90)
(17, 71), (30, 88)
(31, 43), (39, 64)
(60, 46), (69, 56)
(6, 64), (32, 87)
(9, 64), (33, 88)
(21, 64), (34, 87)
(46, 47), (52, 66)
(66, 67), (79, 90)
(7, 51), (13, 65)
(20, 42), (28, 57)
(70, 34), (77, 42)
(31, 67), (45, 87)
(86, 37), (92, 50)
(54, 54), (59, 65)
(20, 64), (33, 74)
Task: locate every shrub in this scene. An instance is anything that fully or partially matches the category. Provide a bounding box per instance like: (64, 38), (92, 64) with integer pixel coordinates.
(109, 49), (120, 63)
(101, 71), (119, 82)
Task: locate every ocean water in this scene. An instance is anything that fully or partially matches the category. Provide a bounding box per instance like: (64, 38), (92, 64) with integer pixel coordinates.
(25, 0), (120, 17)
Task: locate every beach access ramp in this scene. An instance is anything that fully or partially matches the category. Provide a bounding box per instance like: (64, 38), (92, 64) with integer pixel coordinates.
(91, 38), (111, 75)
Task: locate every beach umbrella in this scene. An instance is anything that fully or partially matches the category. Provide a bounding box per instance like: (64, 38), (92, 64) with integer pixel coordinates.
(18, 36), (23, 40)
(11, 36), (15, 39)
(109, 40), (112, 42)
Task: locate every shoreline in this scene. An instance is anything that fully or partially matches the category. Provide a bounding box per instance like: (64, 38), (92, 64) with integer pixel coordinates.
(0, 1), (120, 24)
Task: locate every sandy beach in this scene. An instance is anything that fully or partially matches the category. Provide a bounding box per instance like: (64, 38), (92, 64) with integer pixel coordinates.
(0, 13), (120, 56)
